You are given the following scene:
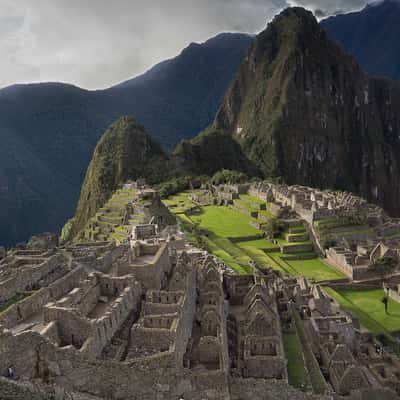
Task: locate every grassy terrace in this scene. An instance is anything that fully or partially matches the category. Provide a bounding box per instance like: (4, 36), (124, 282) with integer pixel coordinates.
(189, 206), (261, 274)
(78, 187), (138, 243)
(161, 190), (351, 281)
(262, 252), (345, 282)
(314, 217), (376, 241)
(161, 190), (400, 386)
(163, 191), (344, 281)
(324, 288), (400, 335)
(190, 206), (261, 239)
(283, 331), (311, 390)
(284, 257), (346, 282)
(234, 194), (276, 219)
(162, 192), (197, 214)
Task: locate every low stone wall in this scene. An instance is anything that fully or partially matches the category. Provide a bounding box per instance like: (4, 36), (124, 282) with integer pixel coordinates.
(0, 378), (54, 400)
(0, 265), (87, 329)
(0, 253), (68, 303)
(0, 328), (44, 379)
(229, 235), (263, 243)
(280, 254), (318, 261)
(286, 233), (309, 243)
(229, 378), (329, 400)
(118, 244), (172, 290)
(388, 287), (400, 304)
(280, 244), (313, 254)
(131, 325), (173, 353)
(93, 245), (126, 273)
(268, 203), (282, 216)
(263, 247), (281, 254)
(326, 282), (381, 291)
(249, 220), (268, 230)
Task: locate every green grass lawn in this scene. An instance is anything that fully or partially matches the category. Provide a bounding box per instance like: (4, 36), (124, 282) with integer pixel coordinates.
(175, 206), (257, 274)
(240, 194), (270, 207)
(283, 332), (310, 390)
(202, 237), (246, 274)
(324, 288), (400, 334)
(264, 252), (345, 282)
(165, 197), (345, 282)
(162, 192), (196, 214)
(285, 258), (346, 282)
(236, 241), (286, 274)
(236, 238), (280, 250)
(234, 198), (258, 212)
(190, 206), (261, 238)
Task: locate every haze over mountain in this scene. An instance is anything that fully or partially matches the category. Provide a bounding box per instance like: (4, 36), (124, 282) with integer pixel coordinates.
(0, 33), (252, 247)
(321, 0), (400, 80)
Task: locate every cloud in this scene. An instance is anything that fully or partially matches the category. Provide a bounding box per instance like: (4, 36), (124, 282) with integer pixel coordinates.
(287, 0), (368, 17)
(0, 0), (370, 90)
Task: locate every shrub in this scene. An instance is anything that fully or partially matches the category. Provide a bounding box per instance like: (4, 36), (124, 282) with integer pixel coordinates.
(158, 176), (193, 198)
(210, 169), (248, 185)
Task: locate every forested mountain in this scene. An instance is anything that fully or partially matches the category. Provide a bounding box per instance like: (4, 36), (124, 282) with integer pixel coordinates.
(322, 0), (400, 80)
(0, 33), (252, 246)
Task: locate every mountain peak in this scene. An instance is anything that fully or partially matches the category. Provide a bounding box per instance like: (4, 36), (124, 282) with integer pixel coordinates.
(69, 116), (168, 238)
(212, 6), (400, 216)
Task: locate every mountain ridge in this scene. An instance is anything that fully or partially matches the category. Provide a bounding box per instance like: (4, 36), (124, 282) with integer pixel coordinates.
(0, 32), (252, 247)
(199, 7), (400, 215)
(321, 0), (400, 80)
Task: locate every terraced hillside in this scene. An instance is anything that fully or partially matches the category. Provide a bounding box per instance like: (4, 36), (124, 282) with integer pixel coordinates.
(162, 186), (400, 357)
(76, 187), (142, 244)
(163, 190), (344, 281)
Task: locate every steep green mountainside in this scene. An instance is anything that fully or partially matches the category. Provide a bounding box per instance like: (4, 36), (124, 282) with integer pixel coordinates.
(0, 33), (252, 246)
(321, 0), (400, 81)
(213, 7), (400, 216)
(173, 129), (259, 177)
(70, 117), (169, 238)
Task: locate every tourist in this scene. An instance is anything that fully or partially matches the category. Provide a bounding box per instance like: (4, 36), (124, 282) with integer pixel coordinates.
(6, 366), (14, 379)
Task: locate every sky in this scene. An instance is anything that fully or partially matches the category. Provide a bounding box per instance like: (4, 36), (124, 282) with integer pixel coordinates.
(0, 0), (371, 90)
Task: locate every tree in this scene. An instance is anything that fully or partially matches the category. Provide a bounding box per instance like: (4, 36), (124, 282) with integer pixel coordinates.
(264, 219), (285, 239)
(369, 256), (398, 314)
(210, 169), (248, 185)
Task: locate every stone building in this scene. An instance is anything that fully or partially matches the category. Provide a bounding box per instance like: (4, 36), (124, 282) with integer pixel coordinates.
(326, 241), (400, 280)
(2, 182), (400, 400)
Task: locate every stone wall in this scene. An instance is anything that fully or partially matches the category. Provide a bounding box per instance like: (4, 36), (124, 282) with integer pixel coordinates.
(0, 328), (44, 379)
(118, 243), (172, 290)
(0, 265), (87, 329)
(0, 253), (68, 303)
(280, 243), (313, 254)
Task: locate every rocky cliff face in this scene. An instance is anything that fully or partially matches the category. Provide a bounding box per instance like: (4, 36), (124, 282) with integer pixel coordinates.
(70, 117), (168, 238)
(214, 7), (400, 216)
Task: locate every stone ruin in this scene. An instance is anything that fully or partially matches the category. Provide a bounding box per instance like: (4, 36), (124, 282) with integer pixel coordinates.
(249, 182), (400, 282)
(326, 240), (400, 280)
(1, 184), (400, 399)
(284, 277), (400, 397)
(251, 182), (386, 227)
(191, 184), (251, 206)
